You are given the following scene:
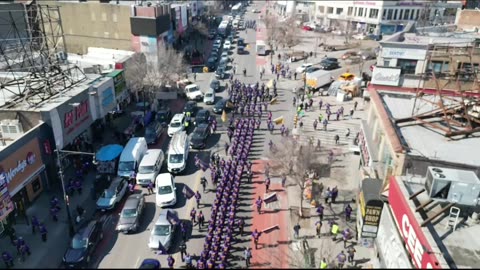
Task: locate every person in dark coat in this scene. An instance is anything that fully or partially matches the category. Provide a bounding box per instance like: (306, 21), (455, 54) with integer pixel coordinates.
(39, 223), (48, 242)
(31, 215), (39, 234)
(2, 251), (14, 268)
(167, 255), (175, 269)
(195, 191), (202, 208)
(179, 241), (187, 262)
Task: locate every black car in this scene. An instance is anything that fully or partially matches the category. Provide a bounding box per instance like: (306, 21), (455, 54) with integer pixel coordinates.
(139, 259), (161, 269)
(63, 219), (104, 268)
(237, 46), (245, 54)
(215, 66), (227, 79)
(323, 57), (338, 63)
(190, 123), (211, 149)
(156, 109), (172, 127)
(209, 79), (220, 92)
(237, 38), (245, 47)
(207, 58), (216, 71)
(145, 121), (164, 145)
(213, 98), (232, 114)
(194, 109), (211, 126)
(321, 61), (340, 70)
(183, 101), (198, 117)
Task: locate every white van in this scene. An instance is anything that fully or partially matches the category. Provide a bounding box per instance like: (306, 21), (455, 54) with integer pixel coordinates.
(136, 149), (164, 187)
(167, 131), (189, 174)
(155, 173), (177, 207)
(117, 137), (148, 178)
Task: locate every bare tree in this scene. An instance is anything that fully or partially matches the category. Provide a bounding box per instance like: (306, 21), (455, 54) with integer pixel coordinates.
(267, 137), (316, 218)
(124, 46), (188, 103)
(262, 14), (282, 51)
(278, 16), (301, 51)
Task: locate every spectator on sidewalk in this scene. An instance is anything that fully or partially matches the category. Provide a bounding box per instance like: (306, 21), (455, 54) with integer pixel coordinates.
(264, 177), (270, 193)
(347, 246), (356, 265)
(316, 203), (325, 220)
(197, 211), (205, 230)
(200, 177), (208, 193)
(345, 204), (353, 221)
(2, 251), (14, 269)
(331, 186), (339, 203)
(185, 253), (193, 268)
(320, 258), (328, 269)
(238, 218), (245, 236)
(244, 247), (252, 268)
(5, 226), (16, 245)
(337, 251), (347, 269)
(190, 208), (197, 224)
(39, 223), (48, 242)
(324, 187), (331, 204)
(281, 173), (287, 188)
(31, 215), (39, 234)
(293, 223), (301, 239)
(334, 134), (340, 145)
(354, 101), (358, 111)
(350, 108), (355, 119)
(180, 221), (188, 241)
(315, 220), (322, 238)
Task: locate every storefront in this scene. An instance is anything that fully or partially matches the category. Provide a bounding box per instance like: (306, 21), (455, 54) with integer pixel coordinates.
(106, 70), (129, 110)
(375, 205), (412, 268)
(388, 176), (442, 269)
(0, 138), (47, 231)
(89, 76), (116, 121)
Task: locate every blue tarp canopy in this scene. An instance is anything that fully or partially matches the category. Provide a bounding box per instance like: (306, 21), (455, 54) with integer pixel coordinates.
(96, 144), (123, 161)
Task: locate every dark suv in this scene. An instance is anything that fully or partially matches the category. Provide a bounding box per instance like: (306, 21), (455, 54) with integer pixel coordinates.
(63, 219), (104, 268)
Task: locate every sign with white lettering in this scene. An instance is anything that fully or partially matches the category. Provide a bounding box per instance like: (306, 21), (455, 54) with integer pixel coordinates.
(381, 47), (427, 60)
(389, 176), (441, 269)
(371, 67), (401, 86)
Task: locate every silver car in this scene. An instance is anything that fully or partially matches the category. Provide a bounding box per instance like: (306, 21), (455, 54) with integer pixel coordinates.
(116, 194), (145, 233)
(147, 209), (178, 252)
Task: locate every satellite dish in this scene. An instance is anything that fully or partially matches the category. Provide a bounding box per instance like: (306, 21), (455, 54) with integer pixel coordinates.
(432, 168), (443, 173)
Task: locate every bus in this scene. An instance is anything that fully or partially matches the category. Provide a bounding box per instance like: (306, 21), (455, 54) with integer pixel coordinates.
(256, 40), (266, 56)
(231, 3), (242, 16)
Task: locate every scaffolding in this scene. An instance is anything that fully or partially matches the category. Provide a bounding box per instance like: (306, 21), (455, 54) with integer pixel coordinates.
(0, 1), (86, 108)
(395, 43), (480, 138)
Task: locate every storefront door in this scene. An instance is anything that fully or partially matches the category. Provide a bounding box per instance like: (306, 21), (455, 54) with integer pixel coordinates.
(11, 189), (29, 224)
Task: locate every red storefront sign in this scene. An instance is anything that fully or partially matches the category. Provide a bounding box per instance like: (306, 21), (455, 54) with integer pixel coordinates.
(388, 176), (441, 269)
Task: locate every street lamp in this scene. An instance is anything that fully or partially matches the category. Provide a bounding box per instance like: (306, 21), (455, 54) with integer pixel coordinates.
(55, 146), (95, 237)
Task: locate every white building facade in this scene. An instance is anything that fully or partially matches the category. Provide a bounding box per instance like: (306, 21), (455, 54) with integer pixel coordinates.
(276, 1), (462, 35)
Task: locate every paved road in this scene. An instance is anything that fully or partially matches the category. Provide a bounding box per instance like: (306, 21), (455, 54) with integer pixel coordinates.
(96, 4), (265, 269)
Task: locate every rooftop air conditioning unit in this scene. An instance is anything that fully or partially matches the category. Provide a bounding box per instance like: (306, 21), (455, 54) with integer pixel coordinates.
(425, 166), (480, 206)
(0, 119), (24, 141)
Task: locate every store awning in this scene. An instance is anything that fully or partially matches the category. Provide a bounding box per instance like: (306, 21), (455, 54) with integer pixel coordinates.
(96, 144), (123, 162)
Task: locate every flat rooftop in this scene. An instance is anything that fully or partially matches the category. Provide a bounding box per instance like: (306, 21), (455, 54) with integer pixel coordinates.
(378, 91), (480, 167)
(397, 175), (480, 268)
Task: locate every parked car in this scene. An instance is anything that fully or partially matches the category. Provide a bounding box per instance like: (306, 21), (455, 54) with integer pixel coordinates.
(148, 209), (178, 251)
(358, 50), (377, 60)
(156, 109), (172, 128)
(182, 101), (198, 116)
(213, 98), (233, 114)
(185, 84), (203, 101)
(322, 57), (338, 63)
(223, 40), (232, 50)
(145, 121), (164, 145)
(302, 25), (313, 31)
(209, 79), (220, 92)
(194, 109), (211, 126)
(167, 113), (186, 137)
(215, 66), (227, 79)
(190, 123), (211, 149)
(139, 259), (161, 269)
(203, 89), (215, 105)
(155, 173), (177, 207)
(252, 9), (260, 13)
(320, 61), (340, 70)
(207, 30), (216, 40)
(206, 58), (216, 71)
(116, 194), (145, 234)
(296, 63), (314, 73)
(62, 219), (104, 268)
(341, 51), (359, 60)
(96, 177), (128, 211)
(237, 38), (245, 47)
(237, 45), (245, 54)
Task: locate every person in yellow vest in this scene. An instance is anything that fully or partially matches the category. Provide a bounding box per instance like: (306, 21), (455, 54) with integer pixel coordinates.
(320, 258), (328, 269)
(331, 223), (339, 241)
(185, 111), (191, 128)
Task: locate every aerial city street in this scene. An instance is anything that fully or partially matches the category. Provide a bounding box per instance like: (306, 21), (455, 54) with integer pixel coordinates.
(1, 0), (480, 269)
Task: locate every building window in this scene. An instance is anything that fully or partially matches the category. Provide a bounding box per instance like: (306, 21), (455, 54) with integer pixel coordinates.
(415, 9), (420, 20)
(393, 9), (398, 20)
(404, 9), (410, 20)
(358, 7), (364, 17)
(348, 7), (353, 16)
(336, 8), (343, 15)
(399, 9), (403, 20)
(410, 9), (415, 20)
(382, 9), (387, 20)
(383, 59), (391, 67)
(327, 7), (334, 14)
(397, 59), (418, 74)
(370, 8), (379, 19)
(318, 6), (325, 13)
(387, 9), (393, 20)
(365, 8), (368, 17)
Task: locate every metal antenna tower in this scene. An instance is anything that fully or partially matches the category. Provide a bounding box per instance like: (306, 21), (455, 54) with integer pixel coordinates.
(0, 0), (86, 108)
(395, 43), (480, 138)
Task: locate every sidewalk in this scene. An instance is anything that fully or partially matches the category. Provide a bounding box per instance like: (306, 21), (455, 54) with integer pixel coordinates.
(0, 103), (140, 269)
